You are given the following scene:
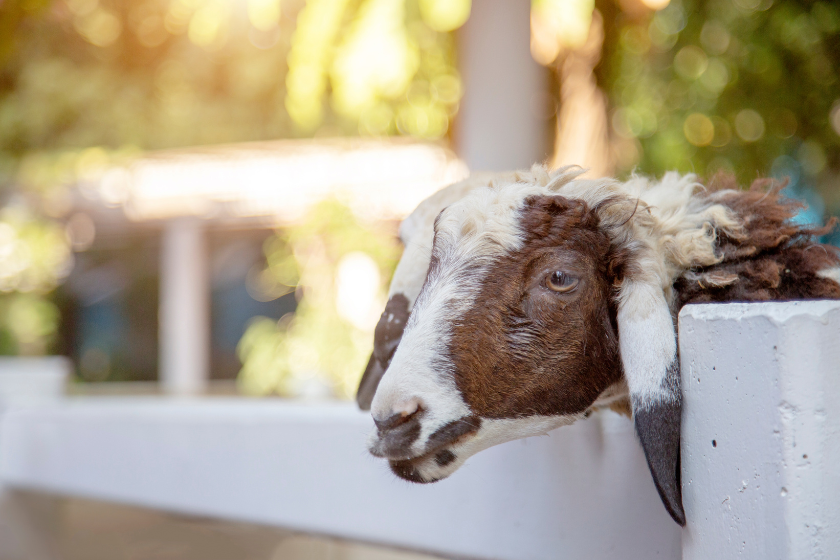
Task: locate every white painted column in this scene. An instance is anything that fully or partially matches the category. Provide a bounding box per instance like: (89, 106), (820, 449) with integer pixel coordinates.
(456, 0), (546, 171)
(680, 301), (840, 559)
(159, 219), (209, 395)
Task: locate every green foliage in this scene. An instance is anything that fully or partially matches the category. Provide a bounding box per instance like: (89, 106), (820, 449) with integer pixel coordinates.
(0, 0), (463, 171)
(237, 199), (401, 398)
(0, 294), (61, 355)
(604, 0), (840, 203)
(1, 0), (294, 163)
(0, 200), (69, 354)
(285, 0), (464, 135)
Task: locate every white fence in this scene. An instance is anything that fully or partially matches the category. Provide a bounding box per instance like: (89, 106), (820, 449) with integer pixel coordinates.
(680, 301), (840, 559)
(0, 301), (838, 560)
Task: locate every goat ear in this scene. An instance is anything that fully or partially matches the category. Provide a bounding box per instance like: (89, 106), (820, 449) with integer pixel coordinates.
(356, 355), (385, 411)
(356, 293), (410, 410)
(617, 282), (685, 526)
(357, 213), (436, 409)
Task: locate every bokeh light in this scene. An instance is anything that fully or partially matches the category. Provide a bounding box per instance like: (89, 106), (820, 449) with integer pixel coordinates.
(683, 113), (714, 147)
(734, 109), (765, 142)
(530, 0), (595, 65)
(419, 0), (470, 33)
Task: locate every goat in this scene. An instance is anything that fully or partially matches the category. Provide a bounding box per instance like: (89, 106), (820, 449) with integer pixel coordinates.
(356, 165), (840, 526)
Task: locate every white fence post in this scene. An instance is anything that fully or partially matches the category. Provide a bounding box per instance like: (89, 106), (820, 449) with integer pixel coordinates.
(680, 301), (840, 559)
(159, 218), (210, 395)
(456, 0), (546, 171)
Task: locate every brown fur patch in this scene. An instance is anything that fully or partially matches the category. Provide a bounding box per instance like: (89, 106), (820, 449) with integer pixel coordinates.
(608, 398), (632, 418)
(676, 177), (840, 307)
(357, 294), (411, 410)
(447, 196), (624, 419)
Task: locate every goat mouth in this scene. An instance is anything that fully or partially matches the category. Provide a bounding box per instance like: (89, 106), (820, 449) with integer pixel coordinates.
(386, 424), (481, 483)
(389, 447), (459, 483)
(373, 415), (482, 480)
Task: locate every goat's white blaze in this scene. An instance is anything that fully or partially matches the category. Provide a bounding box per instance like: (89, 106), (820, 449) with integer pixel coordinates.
(370, 183), (534, 456)
(370, 239), (490, 453)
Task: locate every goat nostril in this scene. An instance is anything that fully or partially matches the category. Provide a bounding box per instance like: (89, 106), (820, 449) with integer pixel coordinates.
(374, 407), (421, 432)
(392, 397), (420, 417)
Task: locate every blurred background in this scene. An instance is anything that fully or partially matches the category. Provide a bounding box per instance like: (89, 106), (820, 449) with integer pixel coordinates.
(1, 0), (838, 397)
(0, 0), (839, 558)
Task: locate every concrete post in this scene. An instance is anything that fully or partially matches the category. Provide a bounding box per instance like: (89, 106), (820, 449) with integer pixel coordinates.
(159, 219), (209, 395)
(679, 301), (840, 559)
(456, 0), (547, 171)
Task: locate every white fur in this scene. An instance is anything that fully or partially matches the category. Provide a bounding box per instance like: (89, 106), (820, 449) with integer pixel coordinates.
(617, 281), (678, 409)
(390, 172), (522, 307)
(818, 267), (840, 286)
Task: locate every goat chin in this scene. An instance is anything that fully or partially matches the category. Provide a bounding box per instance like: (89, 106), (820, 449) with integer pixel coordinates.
(387, 414), (584, 484)
(378, 380), (631, 484)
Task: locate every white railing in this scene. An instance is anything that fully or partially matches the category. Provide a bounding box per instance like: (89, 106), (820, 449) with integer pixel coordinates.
(0, 301), (837, 560)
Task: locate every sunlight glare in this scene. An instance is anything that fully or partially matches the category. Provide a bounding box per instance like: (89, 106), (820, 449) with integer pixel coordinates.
(530, 0), (595, 65)
(247, 0), (281, 31)
(335, 252), (382, 331)
(418, 0), (470, 33)
(331, 0), (418, 118)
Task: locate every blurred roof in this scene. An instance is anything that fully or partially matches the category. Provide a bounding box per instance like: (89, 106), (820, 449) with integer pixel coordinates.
(80, 138), (468, 225)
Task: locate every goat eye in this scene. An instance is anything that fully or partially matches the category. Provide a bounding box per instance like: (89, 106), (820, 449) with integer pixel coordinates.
(546, 271), (578, 293)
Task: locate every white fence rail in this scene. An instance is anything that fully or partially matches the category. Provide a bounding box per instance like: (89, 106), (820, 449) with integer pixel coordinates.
(0, 301), (838, 560)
